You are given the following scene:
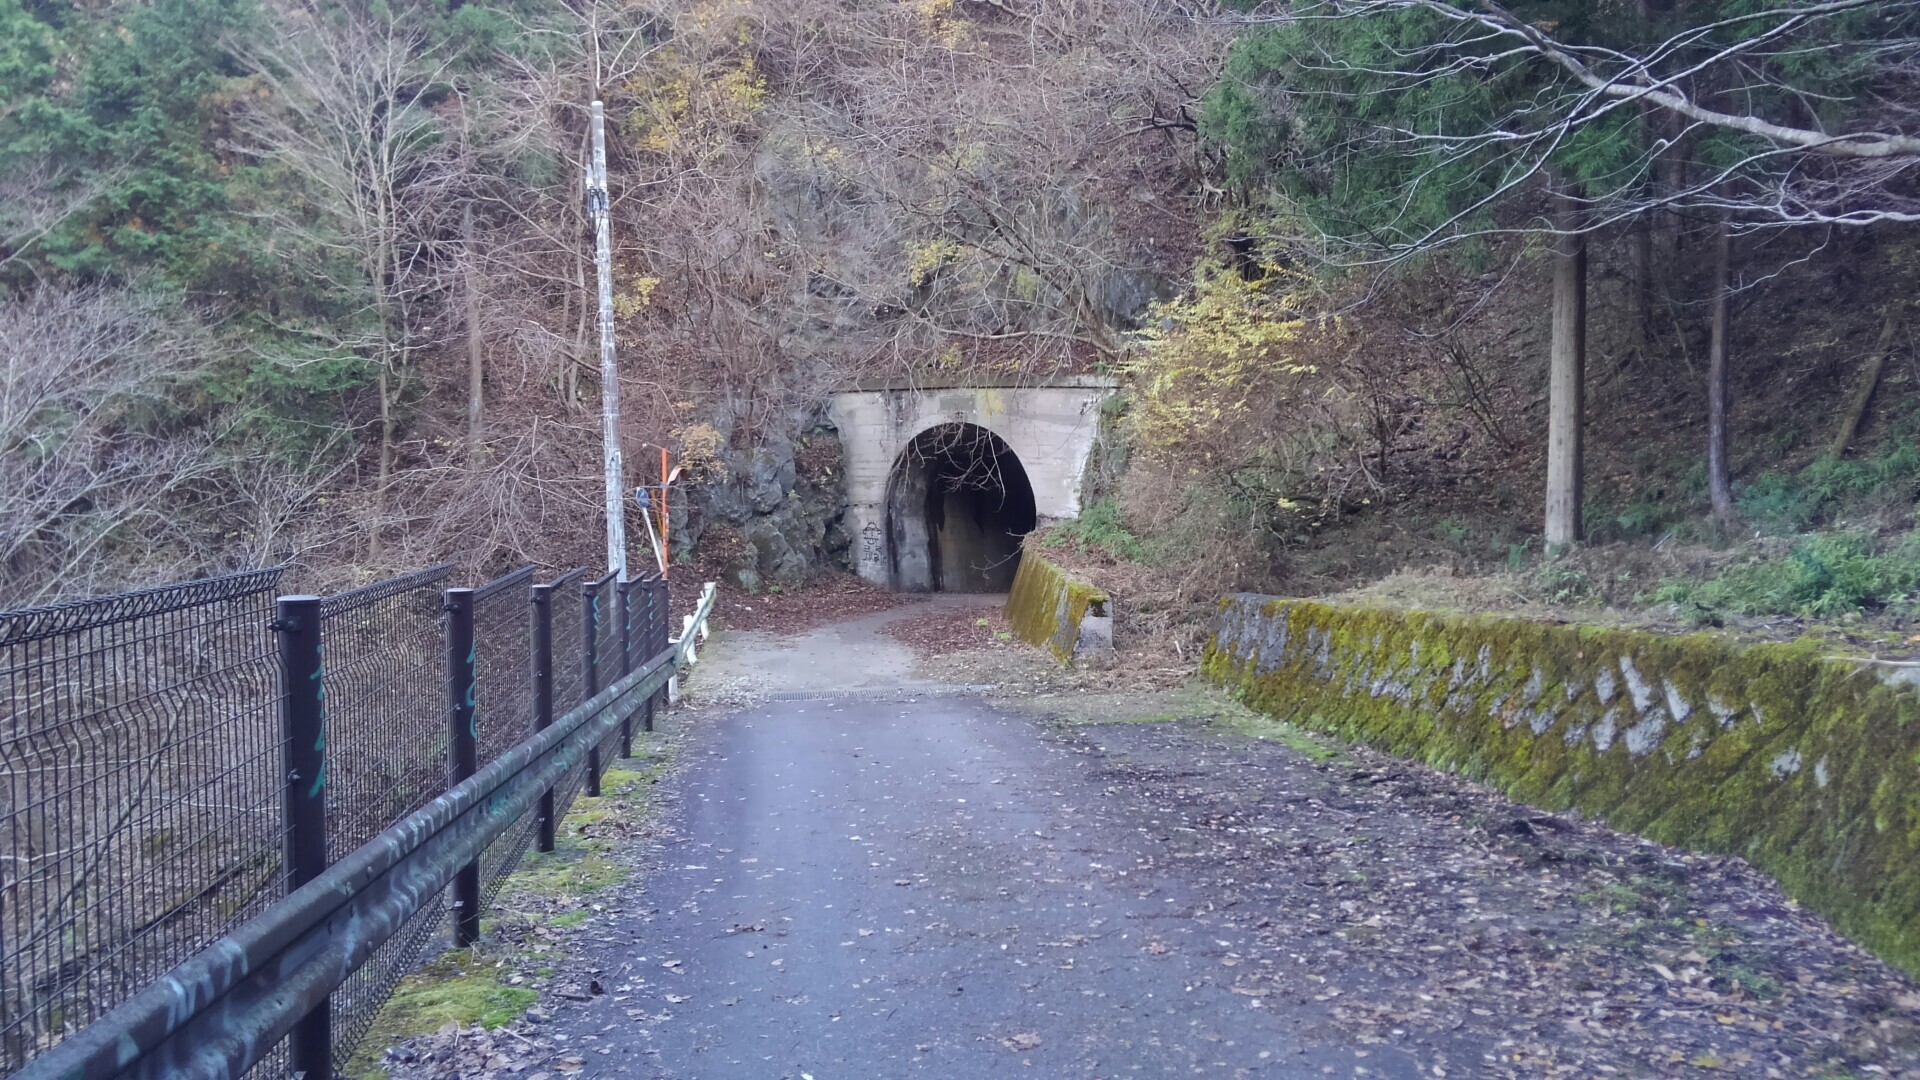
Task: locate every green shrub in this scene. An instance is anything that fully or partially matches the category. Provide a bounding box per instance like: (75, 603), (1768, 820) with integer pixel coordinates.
(1736, 423), (1920, 532)
(1533, 561), (1596, 605)
(1043, 496), (1150, 563)
(1657, 531), (1920, 620)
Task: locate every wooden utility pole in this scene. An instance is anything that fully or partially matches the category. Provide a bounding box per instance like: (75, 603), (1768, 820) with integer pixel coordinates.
(588, 99), (628, 581)
(1544, 181), (1588, 549)
(1707, 214), (1735, 521)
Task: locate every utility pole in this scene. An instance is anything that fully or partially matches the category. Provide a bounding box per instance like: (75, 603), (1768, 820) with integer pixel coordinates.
(588, 99), (628, 581)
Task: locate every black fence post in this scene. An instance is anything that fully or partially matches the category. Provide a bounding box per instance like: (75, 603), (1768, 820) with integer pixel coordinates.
(616, 578), (634, 758)
(275, 594), (331, 1079)
(582, 577), (602, 798)
(444, 588), (481, 948)
(531, 583), (556, 853)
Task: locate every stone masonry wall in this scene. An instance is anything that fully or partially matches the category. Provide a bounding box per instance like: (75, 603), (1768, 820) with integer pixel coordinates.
(1203, 595), (1920, 973)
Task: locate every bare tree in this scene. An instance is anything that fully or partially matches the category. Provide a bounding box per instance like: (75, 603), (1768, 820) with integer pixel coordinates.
(0, 287), (211, 604)
(235, 7), (457, 561)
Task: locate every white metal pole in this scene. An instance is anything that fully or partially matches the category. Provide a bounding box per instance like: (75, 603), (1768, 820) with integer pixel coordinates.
(589, 99), (628, 581)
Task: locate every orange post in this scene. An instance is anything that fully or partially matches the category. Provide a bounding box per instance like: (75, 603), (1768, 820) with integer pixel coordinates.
(660, 447), (670, 576)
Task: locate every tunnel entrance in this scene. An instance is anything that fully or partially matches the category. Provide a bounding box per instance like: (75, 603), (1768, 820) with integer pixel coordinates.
(884, 423), (1037, 592)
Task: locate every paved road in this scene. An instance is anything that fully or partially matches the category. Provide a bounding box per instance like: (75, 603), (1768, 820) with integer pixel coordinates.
(499, 603), (1919, 1080)
(543, 691), (1429, 1079)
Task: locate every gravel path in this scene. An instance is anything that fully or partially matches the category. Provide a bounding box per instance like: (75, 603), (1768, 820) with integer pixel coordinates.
(386, 602), (1920, 1080)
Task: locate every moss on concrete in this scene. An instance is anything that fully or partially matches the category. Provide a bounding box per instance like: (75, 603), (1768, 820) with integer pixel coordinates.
(1202, 595), (1920, 973)
(1006, 550), (1108, 664)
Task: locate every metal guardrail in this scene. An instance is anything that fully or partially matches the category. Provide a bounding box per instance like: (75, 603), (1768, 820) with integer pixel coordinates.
(4, 566), (705, 1080)
(18, 649), (676, 1080)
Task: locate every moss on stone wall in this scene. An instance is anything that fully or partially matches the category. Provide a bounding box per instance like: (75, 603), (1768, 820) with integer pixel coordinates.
(1203, 595), (1920, 973)
(1006, 551), (1109, 664)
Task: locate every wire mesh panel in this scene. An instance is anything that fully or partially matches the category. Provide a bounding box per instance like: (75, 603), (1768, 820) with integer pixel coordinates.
(470, 567), (536, 908)
(330, 882), (448, 1073)
(648, 575), (672, 662)
(471, 567), (535, 768)
(545, 571), (591, 819)
(317, 566), (453, 1070)
(547, 569), (589, 714)
(319, 565), (452, 859)
(632, 572), (670, 674)
(0, 568), (285, 1070)
(588, 573), (621, 769)
(590, 573), (619, 685)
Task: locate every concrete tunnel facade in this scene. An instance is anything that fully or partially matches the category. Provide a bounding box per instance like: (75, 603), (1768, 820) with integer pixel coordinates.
(828, 376), (1115, 592)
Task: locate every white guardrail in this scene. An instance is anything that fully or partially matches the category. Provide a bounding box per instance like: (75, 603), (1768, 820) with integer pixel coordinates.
(668, 580), (717, 700)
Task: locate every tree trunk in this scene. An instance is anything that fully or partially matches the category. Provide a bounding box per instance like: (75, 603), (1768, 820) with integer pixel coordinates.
(1631, 213), (1653, 358)
(371, 366), (393, 563)
(1544, 182), (1588, 549)
(1707, 214), (1734, 521)
(1829, 308), (1902, 460)
(464, 201), (485, 467)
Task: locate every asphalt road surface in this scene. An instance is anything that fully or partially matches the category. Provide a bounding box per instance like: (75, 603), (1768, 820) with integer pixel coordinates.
(539, 691), (1432, 1079)
(475, 602), (1918, 1080)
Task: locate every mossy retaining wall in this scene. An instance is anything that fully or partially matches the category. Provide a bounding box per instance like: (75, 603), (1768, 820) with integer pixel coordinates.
(1202, 594), (1920, 973)
(1006, 551), (1109, 664)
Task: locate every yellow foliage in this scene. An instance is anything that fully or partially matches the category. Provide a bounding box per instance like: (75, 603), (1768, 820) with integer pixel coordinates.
(914, 0), (973, 47)
(671, 422), (729, 481)
(622, 41), (767, 160)
(612, 276), (661, 321)
(907, 238), (962, 287)
(1123, 266), (1321, 467)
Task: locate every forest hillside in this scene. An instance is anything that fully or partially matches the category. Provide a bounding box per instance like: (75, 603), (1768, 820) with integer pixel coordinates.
(3, 0), (1917, 651)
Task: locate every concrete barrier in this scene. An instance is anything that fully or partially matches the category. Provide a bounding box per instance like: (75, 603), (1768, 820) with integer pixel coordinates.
(1005, 551), (1113, 665)
(1204, 594), (1920, 973)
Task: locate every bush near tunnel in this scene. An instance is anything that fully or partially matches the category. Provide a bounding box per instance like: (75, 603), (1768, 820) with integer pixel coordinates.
(1204, 595), (1920, 974)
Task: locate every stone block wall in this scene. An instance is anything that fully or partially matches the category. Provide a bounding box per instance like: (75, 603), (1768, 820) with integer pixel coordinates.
(1203, 595), (1920, 972)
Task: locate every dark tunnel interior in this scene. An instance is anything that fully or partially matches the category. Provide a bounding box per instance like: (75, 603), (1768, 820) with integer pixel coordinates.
(883, 424), (1037, 592)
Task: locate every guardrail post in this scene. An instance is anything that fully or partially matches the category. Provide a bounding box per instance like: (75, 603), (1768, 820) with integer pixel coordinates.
(645, 576), (665, 733)
(531, 583), (556, 853)
(275, 594), (331, 1079)
(582, 577), (602, 798)
(444, 588), (481, 948)
(616, 578), (634, 758)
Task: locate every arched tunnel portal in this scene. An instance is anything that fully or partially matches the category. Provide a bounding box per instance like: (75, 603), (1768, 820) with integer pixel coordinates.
(884, 423), (1037, 592)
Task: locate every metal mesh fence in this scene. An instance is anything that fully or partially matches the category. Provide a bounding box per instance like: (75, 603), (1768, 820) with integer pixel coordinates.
(318, 566), (454, 1071)
(3, 560), (678, 1075)
(471, 567), (536, 909)
(331, 883), (447, 1072)
(0, 568), (285, 1070)
(319, 565), (453, 859)
(588, 574), (621, 770)
(590, 573), (619, 687)
(546, 571), (591, 817)
(548, 569), (588, 715)
(471, 567), (535, 768)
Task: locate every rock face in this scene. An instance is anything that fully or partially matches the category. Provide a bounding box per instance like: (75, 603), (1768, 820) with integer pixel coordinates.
(670, 412), (851, 592)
